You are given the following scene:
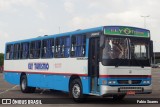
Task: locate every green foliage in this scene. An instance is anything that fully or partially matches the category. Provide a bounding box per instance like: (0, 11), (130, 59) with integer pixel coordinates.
(0, 53), (4, 66)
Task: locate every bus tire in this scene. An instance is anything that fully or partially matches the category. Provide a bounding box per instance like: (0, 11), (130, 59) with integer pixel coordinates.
(20, 75), (36, 93)
(113, 94), (126, 100)
(70, 79), (85, 103)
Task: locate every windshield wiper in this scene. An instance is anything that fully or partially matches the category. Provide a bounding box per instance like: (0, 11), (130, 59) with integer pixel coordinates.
(133, 59), (144, 68)
(115, 59), (126, 67)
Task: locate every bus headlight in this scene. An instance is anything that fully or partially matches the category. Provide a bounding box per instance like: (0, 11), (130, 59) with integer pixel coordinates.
(108, 80), (117, 85)
(143, 80), (151, 84)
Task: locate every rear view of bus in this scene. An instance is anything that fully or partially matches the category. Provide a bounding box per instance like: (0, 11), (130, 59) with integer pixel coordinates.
(96, 26), (152, 99)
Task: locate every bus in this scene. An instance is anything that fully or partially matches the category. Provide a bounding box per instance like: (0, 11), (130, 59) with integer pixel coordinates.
(4, 26), (153, 102)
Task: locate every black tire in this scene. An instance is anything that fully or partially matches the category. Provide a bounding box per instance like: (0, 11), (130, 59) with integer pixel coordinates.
(20, 75), (36, 93)
(113, 94), (126, 100)
(70, 79), (85, 103)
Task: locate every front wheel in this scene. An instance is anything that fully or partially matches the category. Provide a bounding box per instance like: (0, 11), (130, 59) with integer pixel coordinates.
(20, 75), (36, 93)
(70, 79), (86, 102)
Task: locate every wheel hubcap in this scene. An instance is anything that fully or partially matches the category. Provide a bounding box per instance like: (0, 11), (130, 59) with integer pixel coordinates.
(72, 84), (80, 98)
(22, 79), (26, 90)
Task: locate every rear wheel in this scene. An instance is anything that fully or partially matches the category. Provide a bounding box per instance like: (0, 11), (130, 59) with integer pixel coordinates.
(20, 75), (36, 93)
(70, 79), (85, 103)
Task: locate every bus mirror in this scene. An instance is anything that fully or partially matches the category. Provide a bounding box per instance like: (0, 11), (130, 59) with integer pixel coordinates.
(150, 40), (153, 59)
(100, 35), (105, 47)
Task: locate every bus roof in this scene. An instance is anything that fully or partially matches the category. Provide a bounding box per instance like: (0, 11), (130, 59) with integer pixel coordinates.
(6, 26), (150, 44)
(6, 26), (103, 44)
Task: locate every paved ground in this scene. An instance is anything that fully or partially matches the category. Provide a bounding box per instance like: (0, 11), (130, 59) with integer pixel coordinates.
(0, 69), (160, 107)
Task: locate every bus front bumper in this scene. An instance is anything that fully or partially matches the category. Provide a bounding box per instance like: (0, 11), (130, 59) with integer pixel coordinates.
(100, 85), (152, 96)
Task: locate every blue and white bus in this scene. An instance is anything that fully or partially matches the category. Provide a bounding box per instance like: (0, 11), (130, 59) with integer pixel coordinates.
(4, 26), (153, 102)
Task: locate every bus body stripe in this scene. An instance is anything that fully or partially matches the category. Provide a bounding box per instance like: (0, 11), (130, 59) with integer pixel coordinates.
(3, 70), (151, 78)
(100, 75), (151, 78)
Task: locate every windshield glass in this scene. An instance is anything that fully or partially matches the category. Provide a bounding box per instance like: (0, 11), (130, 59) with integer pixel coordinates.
(130, 40), (149, 60)
(102, 37), (149, 60)
(102, 37), (129, 59)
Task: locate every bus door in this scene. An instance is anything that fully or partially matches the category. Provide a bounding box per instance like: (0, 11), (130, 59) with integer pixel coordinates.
(88, 37), (100, 93)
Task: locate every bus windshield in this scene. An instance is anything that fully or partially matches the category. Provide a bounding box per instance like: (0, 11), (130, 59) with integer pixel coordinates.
(102, 37), (149, 60)
(130, 39), (149, 60)
(102, 37), (129, 59)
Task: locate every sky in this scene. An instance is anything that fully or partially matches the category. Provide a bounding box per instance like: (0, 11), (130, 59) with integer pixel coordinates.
(0, 0), (160, 53)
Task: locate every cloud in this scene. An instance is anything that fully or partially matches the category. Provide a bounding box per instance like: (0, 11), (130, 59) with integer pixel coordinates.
(68, 10), (143, 30)
(64, 0), (75, 13)
(38, 28), (49, 35)
(0, 0), (14, 11)
(0, 0), (47, 20)
(0, 30), (9, 39)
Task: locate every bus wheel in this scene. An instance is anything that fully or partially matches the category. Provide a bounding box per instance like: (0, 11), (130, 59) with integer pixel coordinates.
(113, 94), (126, 100)
(20, 75), (36, 93)
(70, 79), (85, 103)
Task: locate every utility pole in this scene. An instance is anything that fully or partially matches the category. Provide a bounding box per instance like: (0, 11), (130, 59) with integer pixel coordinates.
(141, 15), (150, 28)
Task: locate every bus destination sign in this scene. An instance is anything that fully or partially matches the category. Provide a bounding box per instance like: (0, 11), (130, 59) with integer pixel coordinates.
(104, 26), (150, 37)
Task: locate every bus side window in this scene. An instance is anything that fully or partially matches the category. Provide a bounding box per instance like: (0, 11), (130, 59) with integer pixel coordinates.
(13, 44), (20, 60)
(64, 37), (70, 58)
(42, 40), (47, 58)
(21, 42), (29, 59)
(55, 38), (58, 57)
(71, 36), (76, 56)
(55, 36), (70, 58)
(71, 35), (86, 57)
(60, 37), (64, 57)
(6, 44), (12, 60)
(9, 45), (14, 59)
(30, 41), (41, 59)
(42, 39), (54, 58)
(55, 38), (61, 58)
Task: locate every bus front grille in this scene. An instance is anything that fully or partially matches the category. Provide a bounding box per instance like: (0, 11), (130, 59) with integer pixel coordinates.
(117, 80), (142, 85)
(118, 87), (143, 92)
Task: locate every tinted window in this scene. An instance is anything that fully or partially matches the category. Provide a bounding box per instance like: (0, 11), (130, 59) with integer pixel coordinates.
(42, 39), (54, 58)
(21, 42), (29, 59)
(13, 44), (20, 59)
(30, 41), (41, 59)
(6, 44), (14, 60)
(71, 35), (86, 57)
(55, 36), (70, 58)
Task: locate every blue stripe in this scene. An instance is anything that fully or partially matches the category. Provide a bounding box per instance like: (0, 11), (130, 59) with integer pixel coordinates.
(3, 72), (90, 94)
(99, 77), (151, 86)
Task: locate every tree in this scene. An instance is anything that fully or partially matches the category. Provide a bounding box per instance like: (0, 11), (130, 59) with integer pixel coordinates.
(0, 53), (4, 66)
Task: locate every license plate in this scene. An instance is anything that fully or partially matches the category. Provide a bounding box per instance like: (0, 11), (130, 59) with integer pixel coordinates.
(127, 91), (135, 95)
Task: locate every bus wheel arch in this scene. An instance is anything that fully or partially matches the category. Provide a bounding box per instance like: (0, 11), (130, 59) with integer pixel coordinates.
(69, 75), (86, 102)
(20, 73), (36, 93)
